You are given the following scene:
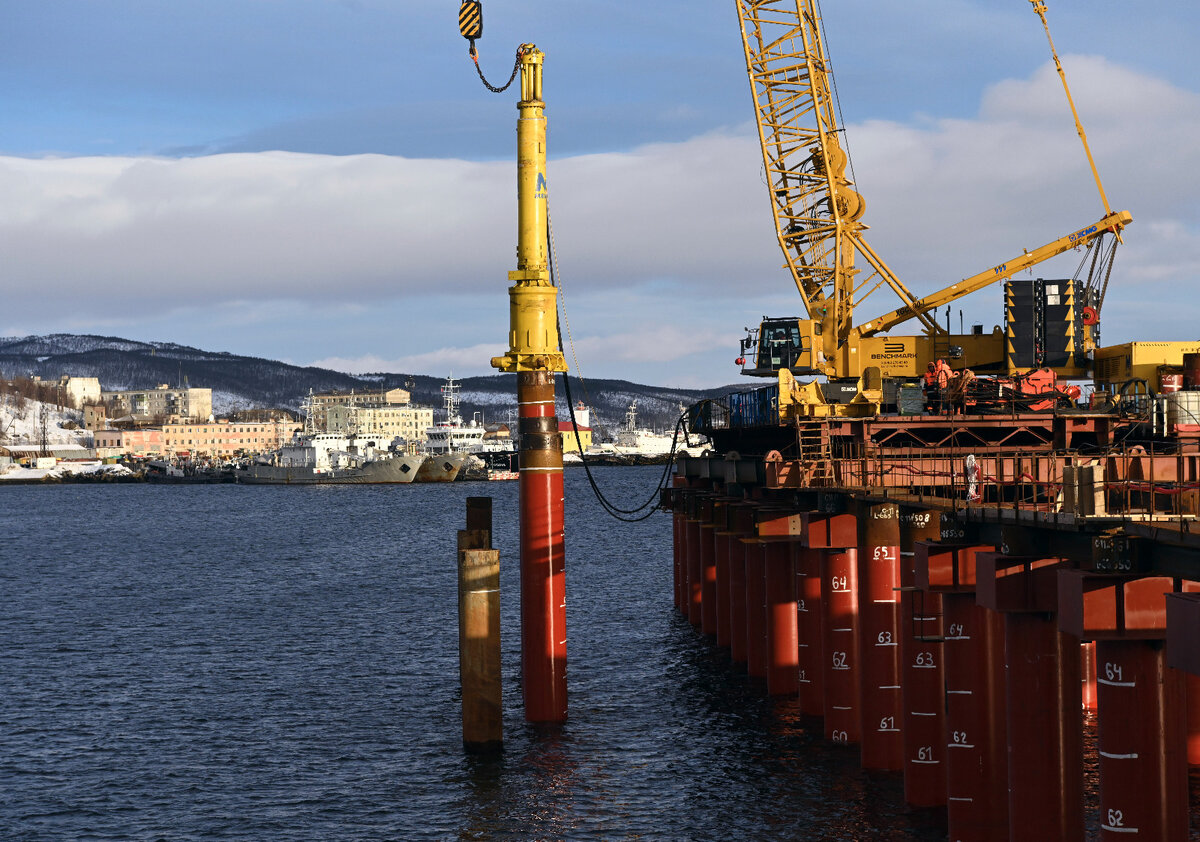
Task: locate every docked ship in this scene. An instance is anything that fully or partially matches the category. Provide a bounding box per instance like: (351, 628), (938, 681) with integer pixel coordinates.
(612, 400), (676, 456)
(238, 393), (426, 484)
(415, 376), (479, 482)
(238, 431), (425, 485)
(580, 400), (708, 462)
(422, 376), (519, 480)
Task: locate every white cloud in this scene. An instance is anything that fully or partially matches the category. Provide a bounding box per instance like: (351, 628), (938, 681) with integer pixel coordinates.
(310, 343), (508, 376)
(2, 55), (1198, 385)
(834, 56), (1200, 336)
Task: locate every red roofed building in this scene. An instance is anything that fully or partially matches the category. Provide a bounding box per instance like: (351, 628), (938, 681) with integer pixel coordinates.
(559, 403), (592, 453)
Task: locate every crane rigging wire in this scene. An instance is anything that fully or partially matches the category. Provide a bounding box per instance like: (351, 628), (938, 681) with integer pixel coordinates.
(815, 0), (859, 192)
(547, 208), (694, 522)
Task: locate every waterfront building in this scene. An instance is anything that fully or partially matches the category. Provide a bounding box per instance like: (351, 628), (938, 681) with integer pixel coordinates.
(325, 404), (433, 445)
(4, 443), (93, 463)
(120, 429), (164, 458)
(92, 429), (123, 460)
(309, 387), (411, 413)
(102, 385), (213, 422)
(161, 419), (296, 458)
(559, 420), (592, 453)
(560, 404), (592, 453)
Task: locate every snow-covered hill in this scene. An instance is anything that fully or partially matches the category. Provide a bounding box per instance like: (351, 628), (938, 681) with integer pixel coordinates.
(0, 334), (739, 433)
(0, 394), (89, 449)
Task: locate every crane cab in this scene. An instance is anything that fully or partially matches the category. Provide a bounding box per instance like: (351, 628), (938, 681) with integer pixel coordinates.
(739, 317), (822, 377)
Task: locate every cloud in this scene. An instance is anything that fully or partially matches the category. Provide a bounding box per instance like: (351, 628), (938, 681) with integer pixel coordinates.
(0, 132), (774, 311)
(310, 344), (508, 376)
(834, 56), (1200, 334)
(2, 56), (1198, 386)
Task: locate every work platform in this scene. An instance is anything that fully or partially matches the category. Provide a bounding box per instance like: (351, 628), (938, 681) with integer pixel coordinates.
(666, 406), (1200, 841)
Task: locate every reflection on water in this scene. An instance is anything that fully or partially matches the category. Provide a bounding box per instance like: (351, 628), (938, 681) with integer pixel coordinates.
(6, 473), (1181, 839)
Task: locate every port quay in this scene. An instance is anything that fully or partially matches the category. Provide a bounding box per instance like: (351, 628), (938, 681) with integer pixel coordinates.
(665, 406), (1200, 840)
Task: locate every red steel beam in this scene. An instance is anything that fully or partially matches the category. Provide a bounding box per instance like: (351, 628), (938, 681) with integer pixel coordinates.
(796, 545), (826, 718)
(914, 542), (993, 592)
(857, 502), (903, 771)
(745, 540), (768, 679)
(764, 540), (800, 695)
(699, 524), (718, 636)
(729, 537), (749, 664)
(976, 552), (1065, 614)
(899, 508), (947, 807)
(1094, 640), (1189, 839)
(1058, 571), (1177, 639)
(1190, 674), (1200, 767)
(822, 548), (862, 744)
(1059, 573), (1196, 834)
(1002, 611), (1084, 841)
(976, 548), (1084, 839)
(1165, 592), (1200, 765)
(686, 518), (702, 626)
(673, 510), (686, 613)
(714, 530), (733, 648)
(942, 594), (1010, 839)
(1165, 592), (1200, 676)
(802, 510), (858, 549)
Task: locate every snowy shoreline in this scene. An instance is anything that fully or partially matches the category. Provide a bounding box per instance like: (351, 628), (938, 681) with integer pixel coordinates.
(0, 462), (140, 483)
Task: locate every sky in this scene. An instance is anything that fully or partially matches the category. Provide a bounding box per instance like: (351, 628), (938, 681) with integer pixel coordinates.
(2, 0), (1198, 388)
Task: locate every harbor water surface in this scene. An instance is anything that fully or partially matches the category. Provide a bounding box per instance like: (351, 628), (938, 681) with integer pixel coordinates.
(2, 465), (1113, 840)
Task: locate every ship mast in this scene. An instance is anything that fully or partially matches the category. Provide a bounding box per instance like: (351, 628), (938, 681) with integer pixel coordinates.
(441, 375), (463, 424)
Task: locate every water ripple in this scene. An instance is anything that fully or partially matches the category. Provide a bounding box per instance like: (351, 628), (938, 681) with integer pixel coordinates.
(3, 473), (957, 840)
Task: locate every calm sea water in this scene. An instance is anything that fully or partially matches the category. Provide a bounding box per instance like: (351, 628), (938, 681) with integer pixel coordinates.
(1, 467), (1187, 840)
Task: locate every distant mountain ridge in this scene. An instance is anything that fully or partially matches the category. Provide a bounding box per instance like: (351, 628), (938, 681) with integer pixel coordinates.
(0, 334), (738, 435)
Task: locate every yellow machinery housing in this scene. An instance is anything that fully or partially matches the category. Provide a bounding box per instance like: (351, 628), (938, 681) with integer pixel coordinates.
(1093, 342), (1200, 394)
(489, 46), (567, 375)
(733, 0), (1132, 405)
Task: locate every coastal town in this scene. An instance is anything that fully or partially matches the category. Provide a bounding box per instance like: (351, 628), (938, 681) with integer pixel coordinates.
(0, 371), (699, 483)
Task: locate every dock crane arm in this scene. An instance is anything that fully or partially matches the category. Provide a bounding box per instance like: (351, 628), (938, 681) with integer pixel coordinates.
(854, 209), (1132, 339)
(735, 0), (942, 349)
(735, 0), (1129, 382)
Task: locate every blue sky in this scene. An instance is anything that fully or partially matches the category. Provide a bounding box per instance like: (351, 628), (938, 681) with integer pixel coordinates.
(2, 1), (1198, 387)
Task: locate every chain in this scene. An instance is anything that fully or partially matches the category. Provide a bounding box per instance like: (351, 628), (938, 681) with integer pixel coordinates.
(471, 44), (522, 94)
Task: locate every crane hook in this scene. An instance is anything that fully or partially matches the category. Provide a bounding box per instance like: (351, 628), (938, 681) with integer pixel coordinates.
(459, 1), (483, 56)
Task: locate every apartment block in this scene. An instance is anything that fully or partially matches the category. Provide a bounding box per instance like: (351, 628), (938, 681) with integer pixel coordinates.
(103, 385), (214, 421)
(325, 404), (433, 445)
(162, 419), (297, 458)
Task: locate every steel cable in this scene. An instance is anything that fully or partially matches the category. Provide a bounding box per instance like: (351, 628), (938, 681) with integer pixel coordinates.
(547, 211), (692, 522)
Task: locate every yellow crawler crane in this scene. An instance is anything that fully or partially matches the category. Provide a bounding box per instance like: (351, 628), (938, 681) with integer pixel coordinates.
(734, 0), (1131, 410)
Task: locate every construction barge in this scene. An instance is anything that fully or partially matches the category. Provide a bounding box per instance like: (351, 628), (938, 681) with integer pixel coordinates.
(667, 361), (1200, 839)
(659, 2), (1199, 840)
